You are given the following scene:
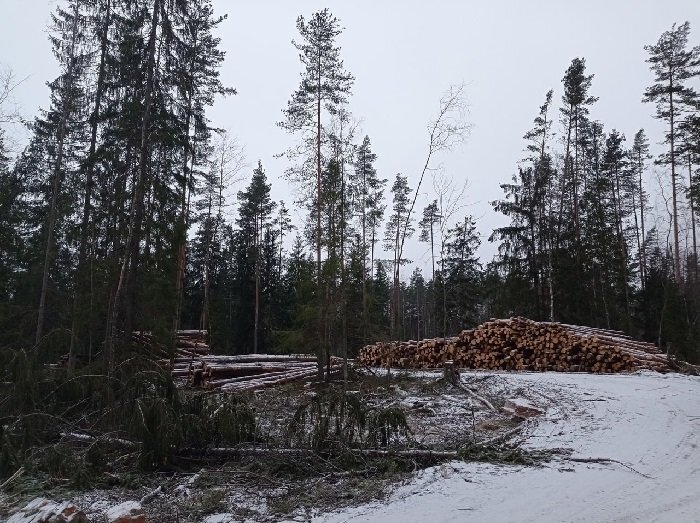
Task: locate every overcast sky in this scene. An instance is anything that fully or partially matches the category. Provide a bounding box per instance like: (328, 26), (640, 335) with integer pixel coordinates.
(1, 1), (699, 273)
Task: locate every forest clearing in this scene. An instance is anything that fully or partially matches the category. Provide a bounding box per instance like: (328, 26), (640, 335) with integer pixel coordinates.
(3, 0), (700, 521)
(2, 359), (699, 522)
(1, 322), (699, 521)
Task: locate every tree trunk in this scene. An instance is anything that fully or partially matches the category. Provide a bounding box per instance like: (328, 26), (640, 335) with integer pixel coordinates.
(688, 155), (697, 282)
(174, 33), (198, 332)
(340, 134), (348, 383)
(316, 55), (324, 380)
(361, 153), (367, 347)
(69, 0), (111, 372)
(556, 110), (574, 243)
(36, 0), (82, 348)
(254, 214), (260, 354)
(638, 153), (647, 287)
(200, 191), (214, 332)
(109, 0), (161, 370)
(631, 189), (643, 290)
(670, 85), (681, 282)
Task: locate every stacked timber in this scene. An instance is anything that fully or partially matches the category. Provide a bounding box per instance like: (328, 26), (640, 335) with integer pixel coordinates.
(171, 354), (342, 392)
(174, 330), (210, 357)
(358, 317), (671, 374)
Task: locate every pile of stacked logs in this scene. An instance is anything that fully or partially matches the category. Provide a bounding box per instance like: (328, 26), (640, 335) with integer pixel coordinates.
(172, 354), (342, 392)
(132, 330), (210, 359)
(173, 330), (210, 358)
(359, 317), (671, 374)
(134, 330), (340, 392)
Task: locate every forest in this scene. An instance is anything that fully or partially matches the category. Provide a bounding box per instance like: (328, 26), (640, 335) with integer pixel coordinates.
(1, 3), (699, 370)
(1, 1), (700, 521)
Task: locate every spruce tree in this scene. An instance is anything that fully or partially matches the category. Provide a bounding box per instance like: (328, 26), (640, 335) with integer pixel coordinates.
(441, 216), (481, 334)
(236, 162), (276, 354)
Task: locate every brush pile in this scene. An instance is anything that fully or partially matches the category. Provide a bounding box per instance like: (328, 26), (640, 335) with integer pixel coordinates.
(359, 317), (670, 373)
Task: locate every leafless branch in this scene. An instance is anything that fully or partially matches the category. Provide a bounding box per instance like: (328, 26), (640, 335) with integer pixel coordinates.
(397, 83), (470, 270)
(0, 63), (27, 125)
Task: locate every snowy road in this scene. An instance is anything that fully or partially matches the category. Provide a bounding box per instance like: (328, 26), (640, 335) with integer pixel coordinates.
(317, 372), (700, 523)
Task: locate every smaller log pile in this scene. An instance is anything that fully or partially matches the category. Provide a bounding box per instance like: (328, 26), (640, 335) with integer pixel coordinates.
(359, 317), (671, 374)
(132, 330), (210, 359)
(172, 354), (343, 392)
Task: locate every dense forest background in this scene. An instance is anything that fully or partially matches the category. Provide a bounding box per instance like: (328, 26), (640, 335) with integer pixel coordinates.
(1, 0), (700, 377)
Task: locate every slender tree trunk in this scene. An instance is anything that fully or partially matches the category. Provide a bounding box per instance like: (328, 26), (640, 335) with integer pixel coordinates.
(254, 214), (260, 354)
(361, 155), (368, 346)
(36, 0), (82, 347)
(556, 111), (574, 243)
(174, 33), (198, 332)
(688, 155), (697, 282)
(548, 242), (555, 321)
(392, 213), (400, 339)
(200, 200), (212, 332)
(69, 0), (111, 371)
(632, 190), (643, 289)
(573, 109), (580, 246)
(110, 0), (161, 369)
(278, 217), (284, 280)
(613, 168), (631, 330)
(639, 155), (647, 287)
(670, 87), (681, 282)
(340, 131), (348, 382)
(315, 56), (324, 379)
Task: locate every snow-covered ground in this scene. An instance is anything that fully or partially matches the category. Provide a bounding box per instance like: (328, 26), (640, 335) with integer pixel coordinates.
(317, 371), (700, 523)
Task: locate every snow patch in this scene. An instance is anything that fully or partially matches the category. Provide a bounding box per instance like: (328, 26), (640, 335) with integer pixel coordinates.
(316, 372), (700, 523)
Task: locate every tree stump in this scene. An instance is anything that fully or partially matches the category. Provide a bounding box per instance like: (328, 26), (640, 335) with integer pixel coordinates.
(443, 360), (459, 385)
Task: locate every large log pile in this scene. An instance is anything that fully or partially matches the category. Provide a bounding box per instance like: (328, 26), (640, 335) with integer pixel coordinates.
(358, 317), (671, 373)
(171, 354), (342, 392)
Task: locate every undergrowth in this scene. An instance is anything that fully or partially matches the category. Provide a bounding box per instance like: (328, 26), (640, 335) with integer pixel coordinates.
(0, 350), (555, 522)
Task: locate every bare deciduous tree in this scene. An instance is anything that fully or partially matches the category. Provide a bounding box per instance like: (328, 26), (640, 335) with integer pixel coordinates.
(396, 83), (470, 290)
(0, 63), (25, 126)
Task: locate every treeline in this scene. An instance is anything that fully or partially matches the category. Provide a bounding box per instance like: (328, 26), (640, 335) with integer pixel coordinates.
(0, 3), (699, 373)
(488, 23), (700, 363)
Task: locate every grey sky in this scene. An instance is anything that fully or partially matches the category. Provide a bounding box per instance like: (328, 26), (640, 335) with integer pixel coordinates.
(1, 0), (699, 274)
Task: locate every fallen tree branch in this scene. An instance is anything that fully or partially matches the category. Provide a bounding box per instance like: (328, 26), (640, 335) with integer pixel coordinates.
(567, 457), (653, 479)
(456, 381), (497, 412)
(59, 431), (138, 449)
(478, 425), (524, 446)
(0, 466), (24, 490)
(182, 445), (459, 460)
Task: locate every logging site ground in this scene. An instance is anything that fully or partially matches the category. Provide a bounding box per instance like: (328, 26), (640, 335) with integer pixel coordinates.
(2, 368), (700, 522)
